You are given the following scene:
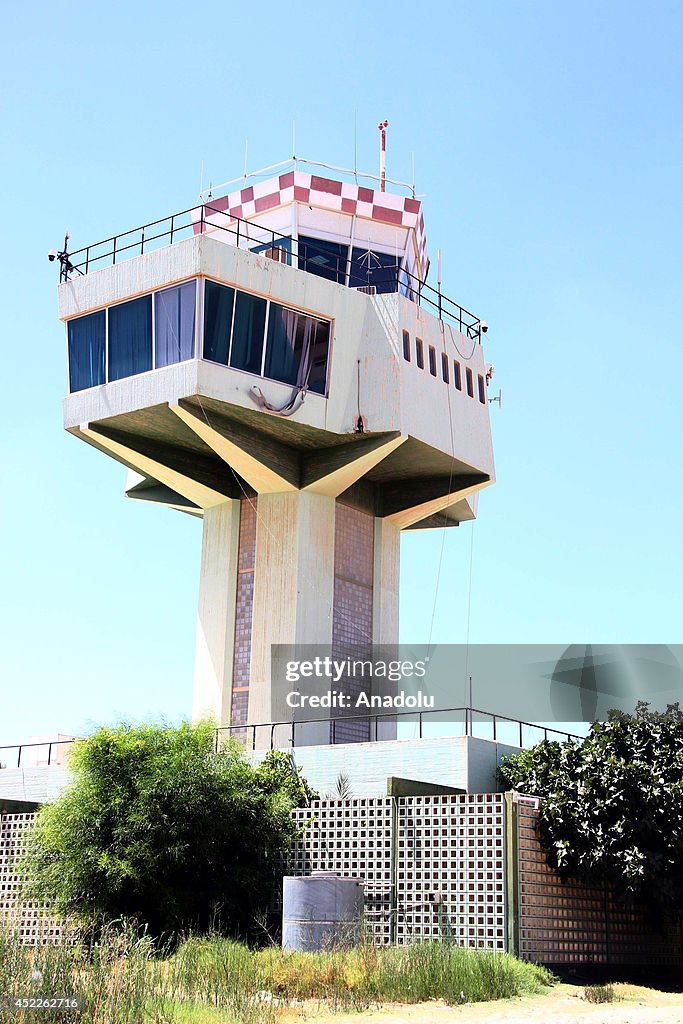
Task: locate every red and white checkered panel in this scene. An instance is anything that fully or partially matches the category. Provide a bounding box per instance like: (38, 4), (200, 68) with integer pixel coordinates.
(195, 171), (429, 278)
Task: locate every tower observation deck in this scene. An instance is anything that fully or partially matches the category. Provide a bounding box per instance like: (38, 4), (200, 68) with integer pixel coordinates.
(58, 156), (495, 747)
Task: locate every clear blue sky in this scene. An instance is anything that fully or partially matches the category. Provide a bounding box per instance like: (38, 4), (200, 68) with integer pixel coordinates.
(1, 1), (682, 746)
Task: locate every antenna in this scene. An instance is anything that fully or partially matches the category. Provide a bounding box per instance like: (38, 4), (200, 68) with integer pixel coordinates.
(292, 120), (296, 159)
(378, 120), (389, 192)
(243, 140), (249, 180)
(411, 152), (416, 198)
(488, 389), (502, 408)
(199, 160), (204, 200)
(354, 111), (358, 184)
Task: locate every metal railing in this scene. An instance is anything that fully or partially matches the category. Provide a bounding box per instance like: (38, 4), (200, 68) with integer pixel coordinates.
(0, 738), (75, 770)
(64, 204), (482, 338)
(215, 706), (581, 752)
(0, 710), (580, 769)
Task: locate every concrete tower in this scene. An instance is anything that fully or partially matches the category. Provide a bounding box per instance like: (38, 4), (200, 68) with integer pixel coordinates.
(58, 153), (494, 746)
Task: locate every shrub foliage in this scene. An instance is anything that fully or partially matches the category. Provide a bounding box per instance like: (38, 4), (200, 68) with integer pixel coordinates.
(24, 722), (311, 938)
(499, 702), (683, 915)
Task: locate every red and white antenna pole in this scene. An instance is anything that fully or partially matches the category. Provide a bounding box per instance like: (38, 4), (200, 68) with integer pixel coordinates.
(378, 120), (389, 192)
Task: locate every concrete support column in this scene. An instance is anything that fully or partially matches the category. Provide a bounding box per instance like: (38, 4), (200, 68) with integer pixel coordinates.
(191, 500), (240, 724)
(373, 518), (401, 740)
(372, 518), (401, 645)
(249, 492), (336, 737)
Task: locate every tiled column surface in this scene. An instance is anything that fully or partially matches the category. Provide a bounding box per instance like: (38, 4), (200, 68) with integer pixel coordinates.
(230, 498), (257, 728)
(332, 503), (375, 743)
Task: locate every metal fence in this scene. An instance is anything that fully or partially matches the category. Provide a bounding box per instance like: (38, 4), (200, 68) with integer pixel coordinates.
(0, 709), (580, 771)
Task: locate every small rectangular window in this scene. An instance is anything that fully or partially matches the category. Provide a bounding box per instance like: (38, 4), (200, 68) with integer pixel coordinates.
(454, 360), (462, 390)
(428, 345), (437, 376)
(466, 367), (474, 398)
(68, 311), (106, 392)
(478, 374), (486, 404)
(203, 281), (235, 365)
(230, 291), (267, 374)
(155, 281), (196, 368)
(108, 295), (152, 382)
(402, 330), (411, 362)
(416, 338), (424, 369)
(441, 352), (449, 383)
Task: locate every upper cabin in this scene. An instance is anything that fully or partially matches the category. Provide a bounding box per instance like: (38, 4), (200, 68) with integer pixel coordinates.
(58, 157), (494, 530)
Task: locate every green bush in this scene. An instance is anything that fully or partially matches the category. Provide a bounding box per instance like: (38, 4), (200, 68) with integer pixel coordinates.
(23, 722), (308, 939)
(500, 702), (683, 915)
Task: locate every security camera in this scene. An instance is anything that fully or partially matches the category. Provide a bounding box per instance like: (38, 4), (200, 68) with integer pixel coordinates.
(48, 249), (59, 262)
(479, 320), (489, 334)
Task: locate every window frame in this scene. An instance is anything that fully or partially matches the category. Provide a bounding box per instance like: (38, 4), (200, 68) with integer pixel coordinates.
(66, 275), (333, 398)
(453, 359), (462, 391)
(202, 277), (333, 397)
(415, 337), (424, 369)
(466, 367), (474, 398)
(402, 330), (411, 362)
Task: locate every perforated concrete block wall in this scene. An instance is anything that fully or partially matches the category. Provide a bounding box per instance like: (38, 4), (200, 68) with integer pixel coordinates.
(291, 794), (507, 948)
(0, 813), (69, 946)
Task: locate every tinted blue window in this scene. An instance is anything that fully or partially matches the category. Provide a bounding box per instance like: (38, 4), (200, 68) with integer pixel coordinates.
(349, 247), (400, 294)
(108, 296), (152, 381)
(230, 291), (267, 374)
(68, 311), (106, 392)
(203, 281), (235, 364)
(298, 235), (348, 284)
(155, 281), (196, 367)
(265, 303), (330, 395)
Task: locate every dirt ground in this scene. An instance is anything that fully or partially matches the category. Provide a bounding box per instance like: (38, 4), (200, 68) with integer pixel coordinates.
(282, 984), (683, 1024)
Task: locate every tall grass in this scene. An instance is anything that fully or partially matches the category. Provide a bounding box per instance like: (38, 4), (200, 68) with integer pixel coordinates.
(0, 924), (553, 1023)
(171, 935), (554, 1012)
(0, 922), (161, 1024)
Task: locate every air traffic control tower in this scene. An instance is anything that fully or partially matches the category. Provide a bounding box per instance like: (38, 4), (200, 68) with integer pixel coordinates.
(58, 143), (494, 747)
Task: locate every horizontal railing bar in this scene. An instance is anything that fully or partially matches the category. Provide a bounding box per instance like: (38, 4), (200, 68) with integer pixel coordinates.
(0, 708), (579, 768)
(0, 739), (75, 752)
(199, 156), (416, 201)
(216, 706), (581, 740)
(64, 204), (481, 334)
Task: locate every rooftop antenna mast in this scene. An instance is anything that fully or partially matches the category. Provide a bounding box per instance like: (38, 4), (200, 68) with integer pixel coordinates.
(378, 120), (389, 192)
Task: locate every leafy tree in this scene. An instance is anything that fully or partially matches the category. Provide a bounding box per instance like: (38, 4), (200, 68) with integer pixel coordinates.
(499, 702), (683, 916)
(24, 721), (312, 939)
(254, 750), (319, 806)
